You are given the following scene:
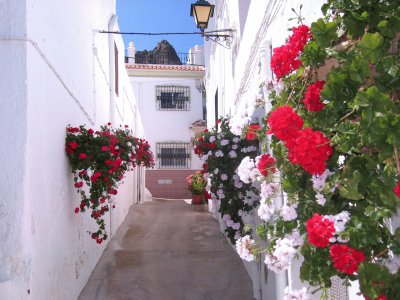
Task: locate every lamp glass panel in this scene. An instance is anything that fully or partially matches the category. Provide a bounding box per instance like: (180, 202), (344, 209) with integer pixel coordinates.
(194, 5), (211, 26)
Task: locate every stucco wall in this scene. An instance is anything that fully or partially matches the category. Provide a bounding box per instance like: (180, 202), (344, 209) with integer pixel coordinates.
(0, 0), (145, 299)
(0, 1), (29, 299)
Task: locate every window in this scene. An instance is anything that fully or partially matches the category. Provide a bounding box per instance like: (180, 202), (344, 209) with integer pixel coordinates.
(156, 86), (190, 110)
(157, 142), (190, 168)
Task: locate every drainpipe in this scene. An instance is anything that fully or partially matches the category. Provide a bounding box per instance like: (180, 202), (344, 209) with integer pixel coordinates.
(108, 14), (117, 236)
(108, 14), (118, 125)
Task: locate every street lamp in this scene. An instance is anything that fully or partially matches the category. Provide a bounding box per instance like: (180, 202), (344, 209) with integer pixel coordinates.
(190, 0), (215, 32)
(190, 0), (234, 48)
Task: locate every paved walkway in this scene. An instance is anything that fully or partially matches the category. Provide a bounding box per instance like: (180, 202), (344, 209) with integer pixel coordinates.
(78, 199), (254, 300)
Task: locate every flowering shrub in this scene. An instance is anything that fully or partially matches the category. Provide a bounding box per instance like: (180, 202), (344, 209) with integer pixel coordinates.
(236, 0), (400, 298)
(186, 171), (207, 195)
(65, 123), (154, 243)
(191, 117), (260, 243)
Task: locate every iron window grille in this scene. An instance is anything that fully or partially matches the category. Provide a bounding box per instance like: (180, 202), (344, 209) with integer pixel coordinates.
(156, 85), (190, 111)
(157, 142), (191, 169)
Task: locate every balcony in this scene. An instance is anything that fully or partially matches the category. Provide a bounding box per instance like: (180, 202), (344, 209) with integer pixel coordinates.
(125, 51), (197, 65)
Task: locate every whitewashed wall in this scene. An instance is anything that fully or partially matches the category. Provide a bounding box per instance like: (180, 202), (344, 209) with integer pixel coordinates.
(0, 0), (145, 299)
(130, 76), (204, 170)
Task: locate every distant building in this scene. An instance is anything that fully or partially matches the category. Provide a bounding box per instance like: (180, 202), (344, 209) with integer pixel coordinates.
(126, 40), (206, 199)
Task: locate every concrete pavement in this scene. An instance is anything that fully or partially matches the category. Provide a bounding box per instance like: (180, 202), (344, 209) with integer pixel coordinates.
(78, 199), (254, 300)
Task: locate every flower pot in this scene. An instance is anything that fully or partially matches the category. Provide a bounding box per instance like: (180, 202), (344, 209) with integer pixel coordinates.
(191, 194), (204, 205)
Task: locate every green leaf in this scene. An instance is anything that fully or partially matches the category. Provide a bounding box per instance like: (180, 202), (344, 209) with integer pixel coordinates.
(378, 17), (400, 38)
(339, 170), (364, 200)
(357, 32), (384, 63)
(343, 13), (367, 38)
(358, 263), (391, 299)
(311, 18), (338, 48)
(301, 41), (327, 66)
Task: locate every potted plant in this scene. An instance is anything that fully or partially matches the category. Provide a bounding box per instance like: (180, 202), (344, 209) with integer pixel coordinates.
(186, 171), (207, 204)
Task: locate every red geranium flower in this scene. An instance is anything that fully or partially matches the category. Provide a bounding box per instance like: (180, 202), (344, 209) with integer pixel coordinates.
(67, 141), (78, 150)
(267, 105), (304, 146)
(270, 25), (311, 79)
(289, 25), (312, 52)
(74, 181), (84, 188)
(394, 180), (400, 197)
(288, 128), (332, 175)
(257, 154), (276, 176)
(78, 153), (87, 159)
(330, 244), (365, 275)
(303, 81), (326, 112)
(306, 213), (335, 248)
(246, 124), (261, 140)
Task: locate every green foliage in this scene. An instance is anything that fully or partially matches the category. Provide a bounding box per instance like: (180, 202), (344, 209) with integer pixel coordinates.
(256, 0), (400, 297)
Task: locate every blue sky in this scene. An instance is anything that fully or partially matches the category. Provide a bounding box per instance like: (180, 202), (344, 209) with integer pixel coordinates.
(116, 0), (204, 53)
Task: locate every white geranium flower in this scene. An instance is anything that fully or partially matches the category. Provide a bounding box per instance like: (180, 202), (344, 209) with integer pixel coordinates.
(280, 205), (298, 221)
(264, 237), (297, 273)
(229, 150), (237, 158)
(221, 174), (228, 181)
(258, 201), (275, 222)
(236, 235), (255, 262)
(283, 286), (309, 300)
(222, 214), (231, 221)
(232, 222), (241, 230)
(221, 139), (229, 146)
(215, 150), (224, 157)
(236, 156), (259, 184)
(311, 169), (333, 191)
(209, 136), (216, 143)
(315, 193), (326, 206)
(260, 182), (279, 199)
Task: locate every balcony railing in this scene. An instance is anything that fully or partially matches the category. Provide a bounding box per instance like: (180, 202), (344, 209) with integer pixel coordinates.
(125, 52), (198, 65)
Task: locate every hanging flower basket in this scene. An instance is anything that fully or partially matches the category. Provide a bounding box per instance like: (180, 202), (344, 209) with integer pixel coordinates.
(65, 123), (154, 243)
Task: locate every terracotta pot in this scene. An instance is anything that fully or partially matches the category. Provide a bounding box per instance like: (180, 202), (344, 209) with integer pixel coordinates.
(191, 194), (204, 205)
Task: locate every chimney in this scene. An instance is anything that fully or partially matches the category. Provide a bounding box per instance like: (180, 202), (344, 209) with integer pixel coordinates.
(127, 42), (136, 64)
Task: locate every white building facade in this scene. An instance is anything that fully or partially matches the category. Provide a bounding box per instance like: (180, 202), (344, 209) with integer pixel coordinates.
(127, 46), (205, 199)
(0, 0), (147, 299)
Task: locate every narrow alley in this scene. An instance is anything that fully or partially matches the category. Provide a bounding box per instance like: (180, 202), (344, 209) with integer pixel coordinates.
(78, 200), (254, 300)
